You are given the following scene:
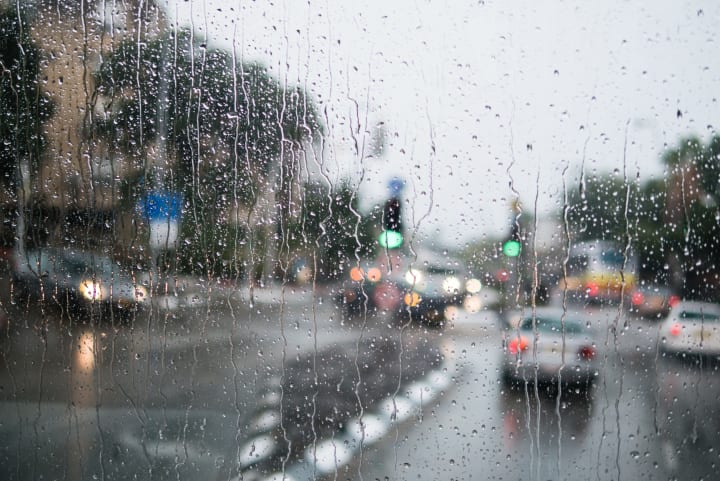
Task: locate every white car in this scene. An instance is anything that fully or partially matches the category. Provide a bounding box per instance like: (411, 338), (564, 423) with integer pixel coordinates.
(659, 301), (720, 357)
(501, 308), (600, 386)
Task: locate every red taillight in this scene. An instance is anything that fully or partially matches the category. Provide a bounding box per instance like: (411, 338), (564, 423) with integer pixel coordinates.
(578, 345), (596, 360)
(670, 323), (682, 336)
(586, 283), (600, 297)
(631, 291), (644, 306)
(508, 336), (529, 355)
(668, 295), (680, 308)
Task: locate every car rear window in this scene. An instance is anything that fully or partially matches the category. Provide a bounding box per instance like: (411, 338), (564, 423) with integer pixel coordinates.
(680, 311), (720, 321)
(519, 316), (585, 334)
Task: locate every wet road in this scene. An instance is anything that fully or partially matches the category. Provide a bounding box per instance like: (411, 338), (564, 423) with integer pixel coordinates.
(1, 288), (720, 480)
(0, 284), (443, 480)
(358, 309), (720, 481)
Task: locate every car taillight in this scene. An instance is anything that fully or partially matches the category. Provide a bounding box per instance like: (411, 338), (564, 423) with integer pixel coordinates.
(586, 283), (600, 297)
(508, 336), (529, 355)
(668, 295), (680, 308)
(670, 323), (682, 336)
(578, 345), (596, 360)
(631, 291), (644, 306)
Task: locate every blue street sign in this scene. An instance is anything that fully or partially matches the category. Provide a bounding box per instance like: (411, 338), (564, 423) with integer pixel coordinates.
(389, 177), (404, 195)
(142, 191), (183, 221)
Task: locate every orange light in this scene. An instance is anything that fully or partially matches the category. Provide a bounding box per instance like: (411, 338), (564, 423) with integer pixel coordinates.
(404, 291), (421, 307)
(367, 267), (382, 283)
(670, 323), (682, 337)
(508, 336), (529, 355)
(349, 266), (365, 282)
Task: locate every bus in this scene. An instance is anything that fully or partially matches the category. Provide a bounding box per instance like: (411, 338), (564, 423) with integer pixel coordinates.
(558, 240), (638, 304)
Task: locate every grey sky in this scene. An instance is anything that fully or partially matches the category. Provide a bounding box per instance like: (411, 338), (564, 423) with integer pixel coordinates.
(166, 0), (720, 247)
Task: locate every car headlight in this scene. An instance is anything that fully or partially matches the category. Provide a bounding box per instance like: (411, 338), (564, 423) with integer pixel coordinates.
(465, 278), (482, 294)
(442, 276), (461, 294)
(405, 269), (423, 286)
(134, 285), (148, 303)
(79, 279), (107, 302)
(463, 294), (482, 313)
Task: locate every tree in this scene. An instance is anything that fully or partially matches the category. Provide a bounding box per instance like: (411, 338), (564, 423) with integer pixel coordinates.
(559, 134), (720, 299)
(95, 28), (320, 194)
(661, 135), (720, 298)
(285, 181), (375, 282)
(0, 5), (54, 251)
(0, 6), (53, 188)
(564, 172), (670, 282)
(94, 26), (322, 277)
(566, 173), (639, 244)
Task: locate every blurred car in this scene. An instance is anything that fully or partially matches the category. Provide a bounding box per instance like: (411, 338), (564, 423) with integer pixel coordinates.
(628, 283), (679, 320)
(398, 262), (468, 327)
(557, 240), (638, 306)
(336, 262), (402, 317)
(659, 301), (720, 358)
(501, 307), (599, 386)
(11, 248), (149, 316)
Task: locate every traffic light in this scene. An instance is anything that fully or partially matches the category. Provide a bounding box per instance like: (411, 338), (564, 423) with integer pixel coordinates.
(379, 196), (403, 249)
(502, 221), (521, 257)
(383, 197), (402, 232)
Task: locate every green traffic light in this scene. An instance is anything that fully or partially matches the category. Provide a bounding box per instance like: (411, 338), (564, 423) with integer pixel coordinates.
(378, 230), (403, 249)
(503, 240), (521, 257)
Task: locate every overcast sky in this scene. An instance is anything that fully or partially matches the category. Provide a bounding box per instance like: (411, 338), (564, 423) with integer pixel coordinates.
(166, 0), (720, 247)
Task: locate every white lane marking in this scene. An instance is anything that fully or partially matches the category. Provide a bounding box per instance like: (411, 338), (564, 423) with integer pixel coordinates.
(345, 414), (389, 446)
(238, 434), (277, 468)
(251, 410), (280, 432)
(304, 438), (356, 474)
(403, 380), (438, 405)
(376, 396), (419, 424)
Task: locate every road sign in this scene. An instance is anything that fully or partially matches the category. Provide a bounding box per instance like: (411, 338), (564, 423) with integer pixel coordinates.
(389, 177), (404, 195)
(141, 192), (183, 251)
(142, 191), (182, 221)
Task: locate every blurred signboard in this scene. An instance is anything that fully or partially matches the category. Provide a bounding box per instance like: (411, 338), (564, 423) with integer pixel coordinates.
(141, 192), (183, 251)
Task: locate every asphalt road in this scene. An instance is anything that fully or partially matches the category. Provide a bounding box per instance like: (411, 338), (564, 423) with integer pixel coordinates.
(1, 289), (719, 481)
(357, 308), (720, 481)
(0, 284), (443, 481)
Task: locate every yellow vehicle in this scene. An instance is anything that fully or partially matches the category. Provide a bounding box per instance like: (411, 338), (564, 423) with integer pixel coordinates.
(558, 240), (637, 304)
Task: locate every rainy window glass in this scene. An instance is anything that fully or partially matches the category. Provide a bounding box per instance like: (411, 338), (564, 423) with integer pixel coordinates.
(2, 1), (720, 480)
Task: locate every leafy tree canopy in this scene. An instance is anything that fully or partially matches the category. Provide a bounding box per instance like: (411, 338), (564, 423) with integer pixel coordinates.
(0, 5), (53, 186)
(95, 27), (322, 200)
(286, 180), (375, 281)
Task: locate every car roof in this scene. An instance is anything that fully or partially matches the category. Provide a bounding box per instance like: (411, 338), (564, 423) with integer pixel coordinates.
(672, 300), (720, 311)
(671, 301), (720, 315)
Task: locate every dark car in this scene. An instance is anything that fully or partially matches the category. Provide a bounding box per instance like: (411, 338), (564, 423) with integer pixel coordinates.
(397, 262), (468, 327)
(11, 248), (149, 316)
(336, 262), (403, 317)
(628, 283), (679, 320)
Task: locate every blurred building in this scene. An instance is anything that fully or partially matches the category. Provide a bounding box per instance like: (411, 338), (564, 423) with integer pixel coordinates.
(12, 0), (162, 253)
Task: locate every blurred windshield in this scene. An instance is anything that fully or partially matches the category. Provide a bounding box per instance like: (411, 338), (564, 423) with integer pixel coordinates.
(519, 316), (586, 334)
(679, 311), (720, 322)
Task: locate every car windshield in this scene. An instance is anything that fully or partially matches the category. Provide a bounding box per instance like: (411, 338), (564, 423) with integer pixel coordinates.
(679, 311), (720, 322)
(519, 316), (585, 335)
(2, 1), (720, 480)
